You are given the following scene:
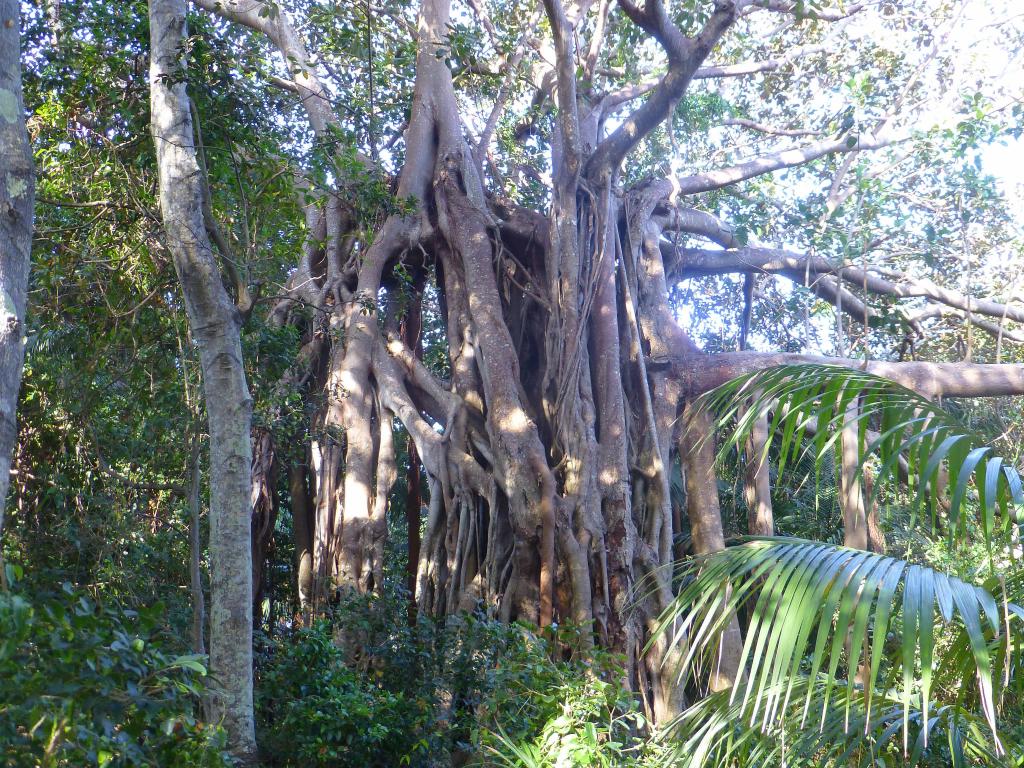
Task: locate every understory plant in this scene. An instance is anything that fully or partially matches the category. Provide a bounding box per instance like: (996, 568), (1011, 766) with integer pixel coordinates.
(0, 579), (229, 768)
(255, 589), (657, 767)
(647, 364), (1024, 767)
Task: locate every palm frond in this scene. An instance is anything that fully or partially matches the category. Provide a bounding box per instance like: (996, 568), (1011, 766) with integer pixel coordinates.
(694, 364), (1024, 544)
(650, 539), (1012, 756)
(658, 675), (1021, 768)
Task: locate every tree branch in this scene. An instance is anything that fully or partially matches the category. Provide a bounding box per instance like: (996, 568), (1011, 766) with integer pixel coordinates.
(741, 0), (864, 21)
(909, 306), (1024, 345)
(191, 0), (371, 170)
(672, 246), (1024, 327)
(718, 117), (822, 137)
(585, 0), (740, 177)
(665, 130), (902, 197)
(694, 43), (827, 79)
(676, 351), (1024, 399)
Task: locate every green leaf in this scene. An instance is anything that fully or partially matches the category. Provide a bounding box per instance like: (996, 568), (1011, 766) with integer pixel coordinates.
(651, 539), (1012, 759)
(169, 653), (208, 675)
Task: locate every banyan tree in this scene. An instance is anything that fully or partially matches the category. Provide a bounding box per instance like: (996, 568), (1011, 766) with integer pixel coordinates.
(142, 0), (1024, 747)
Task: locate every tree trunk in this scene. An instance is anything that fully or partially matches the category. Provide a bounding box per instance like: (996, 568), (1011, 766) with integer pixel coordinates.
(188, 437), (206, 655)
(290, 461), (314, 618)
(250, 428), (278, 623)
(839, 401), (868, 550)
(187, 0), (1024, 727)
(0, 0), (34, 554)
(680, 405), (744, 691)
(863, 469), (887, 554)
(148, 0), (256, 758)
(743, 410), (774, 537)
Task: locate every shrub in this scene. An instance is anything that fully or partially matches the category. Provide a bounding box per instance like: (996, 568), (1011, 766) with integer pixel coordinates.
(255, 619), (432, 767)
(255, 591), (655, 767)
(478, 633), (663, 768)
(0, 583), (229, 768)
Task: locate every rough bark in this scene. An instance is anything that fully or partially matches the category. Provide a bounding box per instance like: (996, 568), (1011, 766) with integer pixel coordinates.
(0, 0), (33, 549)
(149, 0), (255, 758)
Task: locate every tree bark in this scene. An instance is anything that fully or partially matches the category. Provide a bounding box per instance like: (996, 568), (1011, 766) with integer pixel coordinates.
(863, 469), (887, 554)
(0, 0), (34, 554)
(188, 438), (206, 655)
(148, 0), (256, 758)
(290, 461), (314, 617)
(839, 401), (868, 550)
(680, 405), (743, 690)
(680, 351), (1024, 400)
(250, 428), (278, 622)
(743, 410), (774, 537)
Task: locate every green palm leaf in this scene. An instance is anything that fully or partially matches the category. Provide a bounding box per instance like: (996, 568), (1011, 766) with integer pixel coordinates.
(658, 675), (1021, 768)
(694, 364), (1024, 543)
(651, 539), (1013, 757)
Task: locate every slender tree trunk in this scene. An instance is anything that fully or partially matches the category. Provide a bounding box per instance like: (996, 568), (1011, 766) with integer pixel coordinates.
(839, 401), (868, 550)
(0, 0), (34, 556)
(43, 0), (62, 45)
(863, 469), (887, 554)
(149, 0), (256, 758)
(680, 405), (743, 690)
(250, 428), (278, 623)
(405, 438), (422, 621)
(290, 461), (314, 618)
(743, 410), (774, 537)
(188, 437), (206, 655)
(401, 283), (424, 621)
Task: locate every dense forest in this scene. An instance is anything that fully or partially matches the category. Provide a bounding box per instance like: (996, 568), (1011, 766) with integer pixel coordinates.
(2, 0), (1024, 765)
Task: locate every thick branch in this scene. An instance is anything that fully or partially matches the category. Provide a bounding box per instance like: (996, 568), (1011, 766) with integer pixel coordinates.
(666, 131), (901, 197)
(665, 243), (875, 321)
(674, 246), (1024, 327)
(677, 351), (1024, 399)
(586, 0), (739, 177)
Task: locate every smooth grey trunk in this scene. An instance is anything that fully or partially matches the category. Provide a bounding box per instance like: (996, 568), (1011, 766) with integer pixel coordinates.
(0, 0), (34, 553)
(149, 0), (256, 759)
(188, 438), (206, 655)
(290, 462), (314, 615)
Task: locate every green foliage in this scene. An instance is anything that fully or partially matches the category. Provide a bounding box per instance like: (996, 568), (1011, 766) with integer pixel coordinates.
(653, 539), (1011, 753)
(0, 585), (229, 768)
(255, 591), (651, 767)
(483, 674), (664, 768)
(661, 363), (1024, 765)
(256, 620), (427, 767)
(697, 364), (1024, 548)
(664, 678), (1013, 767)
